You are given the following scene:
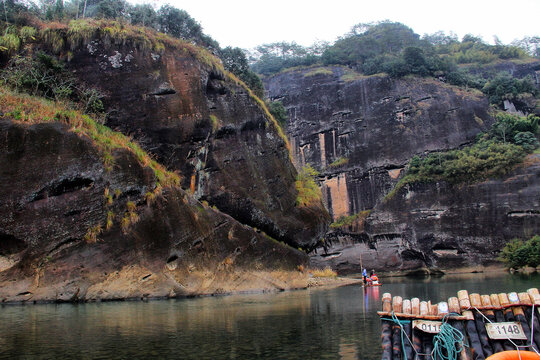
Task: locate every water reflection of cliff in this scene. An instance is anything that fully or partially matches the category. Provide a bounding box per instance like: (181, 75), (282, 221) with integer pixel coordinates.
(2, 273), (535, 359)
(0, 285), (382, 359)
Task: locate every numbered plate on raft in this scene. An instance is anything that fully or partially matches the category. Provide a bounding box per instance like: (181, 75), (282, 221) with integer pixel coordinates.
(412, 320), (443, 334)
(486, 322), (527, 340)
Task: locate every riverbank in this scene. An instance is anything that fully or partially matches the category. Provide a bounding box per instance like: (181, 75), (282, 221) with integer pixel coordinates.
(308, 276), (363, 288)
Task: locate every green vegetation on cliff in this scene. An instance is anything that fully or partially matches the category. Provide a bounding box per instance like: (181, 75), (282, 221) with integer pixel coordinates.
(295, 165), (322, 207)
(330, 210), (370, 229)
(0, 0), (265, 99)
(499, 235), (540, 269)
(0, 87), (180, 188)
(386, 113), (540, 199)
(251, 21), (536, 78)
(0, 16), (290, 158)
(250, 22), (538, 112)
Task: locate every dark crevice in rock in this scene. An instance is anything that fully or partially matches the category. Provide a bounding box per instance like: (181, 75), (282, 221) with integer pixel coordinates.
(47, 238), (79, 256)
(117, 188), (142, 200)
(320, 251), (342, 258)
(372, 233), (401, 241)
(240, 119), (265, 132)
(507, 210), (540, 217)
(166, 255), (178, 263)
(16, 291), (32, 296)
(0, 232), (27, 256)
(64, 209), (82, 217)
(214, 125), (237, 139)
(31, 177), (94, 202)
(141, 274), (152, 280)
(148, 88), (176, 96)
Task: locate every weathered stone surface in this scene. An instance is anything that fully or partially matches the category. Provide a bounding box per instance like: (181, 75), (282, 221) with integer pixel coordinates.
(266, 66), (492, 218)
(60, 39), (329, 249)
(0, 120), (308, 303)
(266, 66), (539, 274)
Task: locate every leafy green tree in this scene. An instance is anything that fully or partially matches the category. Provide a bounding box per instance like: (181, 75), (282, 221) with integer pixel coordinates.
(422, 31), (458, 46)
(499, 235), (540, 269)
(94, 0), (127, 19)
(513, 132), (539, 152)
(267, 101), (287, 128)
(482, 74), (537, 106)
(127, 3), (157, 28)
(250, 41), (320, 75)
(512, 36), (540, 57)
(321, 21), (420, 68)
(220, 46), (263, 97)
(403, 46), (428, 75)
(490, 113), (539, 143)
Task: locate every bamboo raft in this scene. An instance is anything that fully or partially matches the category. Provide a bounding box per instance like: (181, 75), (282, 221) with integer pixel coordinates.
(378, 288), (540, 360)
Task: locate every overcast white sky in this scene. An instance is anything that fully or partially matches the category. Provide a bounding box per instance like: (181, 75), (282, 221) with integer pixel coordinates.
(132, 0), (539, 49)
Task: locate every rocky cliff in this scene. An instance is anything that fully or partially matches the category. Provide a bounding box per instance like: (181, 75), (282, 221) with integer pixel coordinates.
(51, 24), (328, 249)
(0, 21), (329, 302)
(0, 113), (307, 303)
(265, 66), (540, 273)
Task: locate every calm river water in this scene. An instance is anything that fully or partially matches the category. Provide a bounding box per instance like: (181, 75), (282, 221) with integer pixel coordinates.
(0, 272), (538, 359)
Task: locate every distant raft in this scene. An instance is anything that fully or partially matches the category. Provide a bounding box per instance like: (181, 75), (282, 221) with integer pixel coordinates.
(378, 288), (540, 360)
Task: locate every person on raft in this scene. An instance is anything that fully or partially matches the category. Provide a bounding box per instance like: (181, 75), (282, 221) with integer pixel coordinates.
(362, 268), (368, 285)
(370, 270), (379, 285)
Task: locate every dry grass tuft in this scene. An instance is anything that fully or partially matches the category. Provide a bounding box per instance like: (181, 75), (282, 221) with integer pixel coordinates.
(0, 88), (180, 188)
(311, 267), (338, 278)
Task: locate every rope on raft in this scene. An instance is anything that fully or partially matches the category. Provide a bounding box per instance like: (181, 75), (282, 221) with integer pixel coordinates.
(431, 313), (466, 360)
(382, 312), (467, 360)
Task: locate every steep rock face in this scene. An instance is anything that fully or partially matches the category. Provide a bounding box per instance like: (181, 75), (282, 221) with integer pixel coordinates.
(54, 36), (328, 249)
(312, 156), (540, 273)
(265, 66), (492, 217)
(0, 119), (308, 303)
(265, 66), (539, 273)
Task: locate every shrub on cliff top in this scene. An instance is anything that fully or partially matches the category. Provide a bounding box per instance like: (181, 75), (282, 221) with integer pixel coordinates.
(386, 139), (527, 199)
(386, 112), (539, 200)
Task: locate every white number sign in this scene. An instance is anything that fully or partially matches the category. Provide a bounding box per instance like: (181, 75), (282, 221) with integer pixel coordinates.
(485, 322), (527, 340)
(413, 320), (443, 334)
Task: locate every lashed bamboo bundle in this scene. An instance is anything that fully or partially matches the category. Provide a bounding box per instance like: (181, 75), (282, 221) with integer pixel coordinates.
(378, 288), (540, 360)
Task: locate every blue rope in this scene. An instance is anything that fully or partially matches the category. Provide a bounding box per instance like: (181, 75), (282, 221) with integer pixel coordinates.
(431, 313), (465, 360)
(381, 312), (411, 360)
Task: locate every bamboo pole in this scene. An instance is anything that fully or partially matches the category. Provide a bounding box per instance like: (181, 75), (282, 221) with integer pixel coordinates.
(498, 293), (516, 322)
(412, 298), (420, 316)
(518, 292), (539, 352)
(420, 300), (433, 360)
(527, 288), (540, 317)
(392, 296), (403, 360)
(459, 290), (485, 360)
(481, 294), (504, 353)
(449, 296), (472, 360)
(500, 292), (525, 349)
(509, 292), (536, 352)
(381, 293), (393, 360)
(526, 289), (540, 350)
(402, 299), (415, 360)
(470, 293), (493, 357)
(489, 293), (514, 351)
